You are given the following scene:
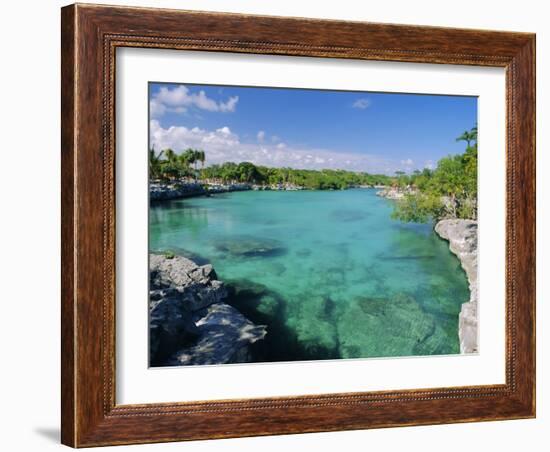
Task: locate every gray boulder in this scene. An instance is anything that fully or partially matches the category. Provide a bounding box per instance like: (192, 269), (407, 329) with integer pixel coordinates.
(149, 253), (266, 366)
(150, 254), (227, 312)
(168, 303), (267, 366)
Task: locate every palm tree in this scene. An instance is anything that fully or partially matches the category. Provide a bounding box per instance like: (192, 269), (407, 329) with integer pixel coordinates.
(456, 126), (478, 148)
(197, 150), (206, 169)
(180, 149), (194, 169)
(149, 147), (164, 179)
(163, 148), (177, 164)
(178, 152), (193, 172)
(160, 148), (183, 180)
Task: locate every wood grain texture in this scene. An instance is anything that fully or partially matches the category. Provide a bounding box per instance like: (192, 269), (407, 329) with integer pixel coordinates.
(60, 3), (536, 447)
(60, 5), (76, 447)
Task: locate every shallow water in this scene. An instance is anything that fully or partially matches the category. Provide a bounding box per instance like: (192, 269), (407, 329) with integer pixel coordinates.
(149, 188), (469, 362)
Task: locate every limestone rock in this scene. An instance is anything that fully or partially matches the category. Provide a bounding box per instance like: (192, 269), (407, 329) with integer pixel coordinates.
(168, 303), (267, 366)
(435, 219), (478, 353)
(149, 253), (266, 366)
(149, 182), (206, 201)
(376, 186), (417, 200)
(150, 254), (227, 312)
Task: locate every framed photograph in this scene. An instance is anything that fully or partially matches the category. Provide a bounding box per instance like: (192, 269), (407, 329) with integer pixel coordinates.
(61, 3), (536, 447)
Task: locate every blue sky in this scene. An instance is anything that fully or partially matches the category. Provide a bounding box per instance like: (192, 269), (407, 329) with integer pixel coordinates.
(149, 82), (477, 175)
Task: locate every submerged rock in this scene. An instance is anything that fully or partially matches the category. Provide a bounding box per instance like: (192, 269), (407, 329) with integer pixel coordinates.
(294, 296), (339, 358)
(214, 236), (286, 258)
(330, 209), (369, 222)
(151, 247), (211, 266)
(149, 253), (266, 366)
(295, 248), (312, 258)
(434, 219), (478, 353)
(337, 294), (448, 358)
(226, 279), (284, 322)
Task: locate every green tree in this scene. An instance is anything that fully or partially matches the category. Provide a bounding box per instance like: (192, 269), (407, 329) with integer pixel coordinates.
(149, 147), (164, 179)
(173, 148), (206, 180)
(392, 126), (478, 223)
(157, 156), (399, 190)
(163, 148), (177, 164)
(158, 148), (178, 179)
(391, 192), (444, 223)
(197, 150), (206, 169)
(235, 162), (262, 183)
(456, 126), (477, 148)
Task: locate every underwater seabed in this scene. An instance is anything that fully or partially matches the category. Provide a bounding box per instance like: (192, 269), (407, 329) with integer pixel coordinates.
(149, 188), (470, 362)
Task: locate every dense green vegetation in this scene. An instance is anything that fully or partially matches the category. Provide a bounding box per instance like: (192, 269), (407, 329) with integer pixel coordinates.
(149, 148), (205, 180)
(391, 126), (478, 223)
(150, 147), (393, 189)
(201, 162), (393, 189)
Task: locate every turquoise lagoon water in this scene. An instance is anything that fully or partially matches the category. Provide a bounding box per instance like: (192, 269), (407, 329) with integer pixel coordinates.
(149, 189), (469, 362)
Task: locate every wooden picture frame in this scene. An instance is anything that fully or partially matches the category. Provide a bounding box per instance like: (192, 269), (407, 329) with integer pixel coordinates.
(61, 3), (535, 447)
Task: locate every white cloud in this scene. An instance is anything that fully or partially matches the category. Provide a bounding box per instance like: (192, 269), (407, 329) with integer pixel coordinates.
(219, 96), (239, 112)
(150, 120), (240, 153)
(424, 160), (435, 170)
(217, 126), (232, 135)
(257, 130), (265, 142)
(150, 121), (407, 174)
(352, 98), (371, 109)
(150, 85), (239, 118)
(400, 158), (414, 166)
(149, 99), (166, 117)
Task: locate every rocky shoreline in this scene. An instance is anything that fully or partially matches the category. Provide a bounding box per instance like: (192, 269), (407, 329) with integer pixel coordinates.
(149, 253), (266, 366)
(376, 186), (416, 200)
(434, 219), (478, 353)
(150, 181), (251, 202)
(150, 180), (381, 202)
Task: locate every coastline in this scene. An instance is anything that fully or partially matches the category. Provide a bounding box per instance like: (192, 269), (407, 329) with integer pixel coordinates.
(150, 181), (250, 202)
(150, 180), (381, 202)
(434, 219), (478, 354)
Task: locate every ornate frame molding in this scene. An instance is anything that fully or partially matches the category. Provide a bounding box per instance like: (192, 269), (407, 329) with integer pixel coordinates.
(62, 4), (535, 447)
